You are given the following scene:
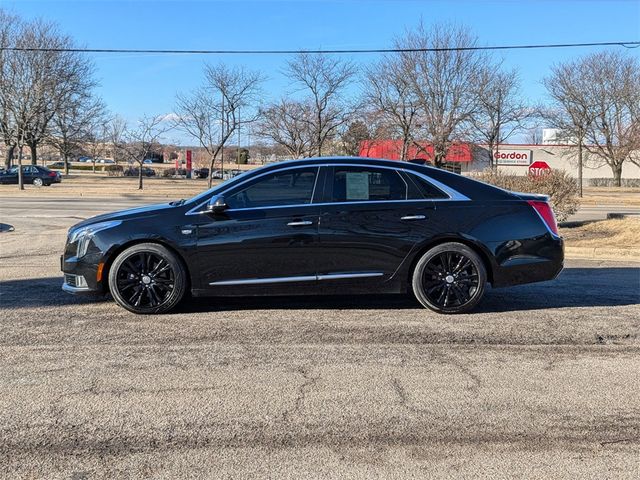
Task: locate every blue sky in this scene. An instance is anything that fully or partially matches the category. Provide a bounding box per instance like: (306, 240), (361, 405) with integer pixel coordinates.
(2, 0), (639, 144)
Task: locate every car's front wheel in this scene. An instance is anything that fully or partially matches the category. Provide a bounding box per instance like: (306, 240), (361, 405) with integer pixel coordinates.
(108, 243), (187, 314)
(412, 242), (487, 314)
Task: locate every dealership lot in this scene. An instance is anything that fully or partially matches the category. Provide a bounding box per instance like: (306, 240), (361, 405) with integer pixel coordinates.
(1, 195), (639, 478)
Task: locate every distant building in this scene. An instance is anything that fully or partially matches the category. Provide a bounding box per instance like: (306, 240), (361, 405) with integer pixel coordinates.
(359, 140), (640, 183)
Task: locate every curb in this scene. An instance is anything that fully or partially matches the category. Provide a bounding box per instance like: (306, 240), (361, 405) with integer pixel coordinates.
(565, 246), (640, 262)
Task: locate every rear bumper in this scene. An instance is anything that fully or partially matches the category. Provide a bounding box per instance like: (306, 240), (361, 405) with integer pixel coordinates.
(489, 234), (564, 288)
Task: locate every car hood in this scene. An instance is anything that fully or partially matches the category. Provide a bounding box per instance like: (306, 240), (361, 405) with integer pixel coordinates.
(69, 202), (177, 232)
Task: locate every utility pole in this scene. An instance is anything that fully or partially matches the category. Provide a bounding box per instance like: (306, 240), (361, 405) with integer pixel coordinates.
(220, 92), (225, 178)
(237, 107), (241, 165)
(494, 88), (501, 172)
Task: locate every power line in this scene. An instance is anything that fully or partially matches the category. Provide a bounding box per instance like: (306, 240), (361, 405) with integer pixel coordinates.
(2, 41), (639, 55)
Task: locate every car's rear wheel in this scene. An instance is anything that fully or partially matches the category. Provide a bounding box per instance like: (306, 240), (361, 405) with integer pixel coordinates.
(412, 242), (487, 314)
(108, 243), (187, 314)
(32, 177), (43, 187)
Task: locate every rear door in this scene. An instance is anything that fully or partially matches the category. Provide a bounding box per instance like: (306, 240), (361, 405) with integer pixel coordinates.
(316, 165), (436, 289)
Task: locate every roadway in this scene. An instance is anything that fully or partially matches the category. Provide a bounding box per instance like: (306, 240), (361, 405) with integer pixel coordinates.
(0, 195), (639, 478)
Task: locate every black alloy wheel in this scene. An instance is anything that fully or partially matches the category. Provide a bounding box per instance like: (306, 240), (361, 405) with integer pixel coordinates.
(412, 242), (487, 314)
(108, 243), (187, 314)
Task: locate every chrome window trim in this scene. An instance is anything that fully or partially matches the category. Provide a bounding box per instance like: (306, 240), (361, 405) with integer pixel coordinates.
(187, 162), (470, 215)
(186, 165), (320, 216)
(209, 272), (383, 286)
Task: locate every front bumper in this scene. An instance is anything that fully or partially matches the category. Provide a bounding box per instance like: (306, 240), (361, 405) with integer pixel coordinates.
(61, 254), (104, 294)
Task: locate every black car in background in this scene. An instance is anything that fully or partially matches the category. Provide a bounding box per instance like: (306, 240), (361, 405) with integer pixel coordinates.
(61, 157), (563, 314)
(123, 166), (156, 177)
(0, 165), (61, 186)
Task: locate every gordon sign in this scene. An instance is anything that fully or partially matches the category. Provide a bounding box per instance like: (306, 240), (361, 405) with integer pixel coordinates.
(493, 149), (532, 166)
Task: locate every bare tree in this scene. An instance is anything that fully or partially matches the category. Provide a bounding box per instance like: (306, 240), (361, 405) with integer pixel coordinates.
(398, 23), (487, 167)
(544, 51), (640, 188)
(120, 115), (170, 190)
(525, 127), (543, 145)
(255, 99), (315, 158)
(84, 114), (111, 174)
(107, 115), (127, 164)
(0, 9), (20, 169)
(175, 63), (263, 187)
(341, 120), (370, 156)
(544, 59), (595, 195)
(285, 52), (357, 156)
(363, 56), (419, 160)
(49, 96), (106, 175)
(471, 67), (535, 169)
(18, 20), (95, 165)
(0, 9), (97, 188)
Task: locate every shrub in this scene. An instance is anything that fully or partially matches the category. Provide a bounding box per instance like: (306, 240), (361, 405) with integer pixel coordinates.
(587, 178), (640, 188)
(105, 165), (124, 176)
(162, 167), (187, 177)
(471, 169), (579, 221)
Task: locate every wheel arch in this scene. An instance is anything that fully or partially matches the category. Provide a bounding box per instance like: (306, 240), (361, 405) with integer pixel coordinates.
(101, 239), (192, 293)
(405, 235), (496, 289)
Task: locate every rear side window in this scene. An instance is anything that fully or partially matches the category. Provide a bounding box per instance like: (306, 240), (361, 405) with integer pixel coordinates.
(226, 167), (318, 209)
(405, 173), (449, 200)
(331, 166), (407, 202)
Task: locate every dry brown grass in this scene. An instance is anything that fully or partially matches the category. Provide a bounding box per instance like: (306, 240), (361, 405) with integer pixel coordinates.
(560, 217), (640, 249)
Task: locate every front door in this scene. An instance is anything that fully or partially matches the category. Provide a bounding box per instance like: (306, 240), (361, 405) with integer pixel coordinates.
(195, 166), (322, 292)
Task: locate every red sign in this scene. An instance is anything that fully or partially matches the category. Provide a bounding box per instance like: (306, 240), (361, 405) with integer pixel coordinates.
(529, 161), (551, 176)
(186, 150), (192, 171)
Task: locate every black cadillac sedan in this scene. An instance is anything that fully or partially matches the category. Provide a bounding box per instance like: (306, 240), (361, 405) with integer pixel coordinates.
(61, 157), (563, 314)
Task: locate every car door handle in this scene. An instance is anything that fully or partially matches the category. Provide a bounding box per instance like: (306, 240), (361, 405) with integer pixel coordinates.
(400, 215), (427, 221)
(287, 220), (314, 226)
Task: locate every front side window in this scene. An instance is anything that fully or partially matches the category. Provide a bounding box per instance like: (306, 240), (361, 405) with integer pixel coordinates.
(331, 166), (407, 202)
(226, 167), (318, 209)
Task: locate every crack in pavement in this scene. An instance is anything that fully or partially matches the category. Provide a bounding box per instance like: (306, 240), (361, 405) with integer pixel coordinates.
(281, 365), (320, 423)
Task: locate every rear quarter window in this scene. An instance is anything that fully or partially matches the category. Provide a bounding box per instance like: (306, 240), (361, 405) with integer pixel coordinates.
(404, 173), (449, 200)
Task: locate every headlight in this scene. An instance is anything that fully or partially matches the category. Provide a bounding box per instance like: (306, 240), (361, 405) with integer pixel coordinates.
(68, 220), (122, 257)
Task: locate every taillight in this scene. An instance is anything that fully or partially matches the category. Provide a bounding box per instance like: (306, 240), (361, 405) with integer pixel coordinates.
(527, 200), (559, 235)
(48, 172), (57, 177)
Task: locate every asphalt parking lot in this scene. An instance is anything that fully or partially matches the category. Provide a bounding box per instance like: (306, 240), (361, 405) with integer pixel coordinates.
(1, 195), (639, 479)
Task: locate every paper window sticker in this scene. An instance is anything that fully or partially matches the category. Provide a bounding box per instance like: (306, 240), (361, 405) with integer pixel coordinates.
(345, 172), (370, 200)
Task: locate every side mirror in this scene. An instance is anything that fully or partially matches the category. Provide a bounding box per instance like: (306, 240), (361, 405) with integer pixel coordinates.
(206, 195), (228, 214)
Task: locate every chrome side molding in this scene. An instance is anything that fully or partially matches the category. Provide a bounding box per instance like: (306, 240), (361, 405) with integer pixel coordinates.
(210, 272), (383, 286)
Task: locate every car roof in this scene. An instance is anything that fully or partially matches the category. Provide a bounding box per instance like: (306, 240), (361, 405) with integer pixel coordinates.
(261, 157), (513, 200)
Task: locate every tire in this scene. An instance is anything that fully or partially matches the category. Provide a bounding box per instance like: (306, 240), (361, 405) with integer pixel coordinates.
(32, 177), (43, 187)
(108, 243), (187, 314)
(412, 242), (487, 314)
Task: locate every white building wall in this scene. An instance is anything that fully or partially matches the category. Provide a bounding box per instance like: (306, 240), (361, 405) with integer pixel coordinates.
(467, 145), (640, 181)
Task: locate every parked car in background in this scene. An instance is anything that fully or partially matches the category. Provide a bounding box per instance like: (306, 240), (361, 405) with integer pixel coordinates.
(0, 165), (61, 186)
(97, 159), (115, 164)
(47, 161), (66, 169)
(124, 167), (156, 177)
(193, 167), (209, 179)
(143, 159), (154, 164)
(78, 156), (90, 162)
(61, 157), (563, 314)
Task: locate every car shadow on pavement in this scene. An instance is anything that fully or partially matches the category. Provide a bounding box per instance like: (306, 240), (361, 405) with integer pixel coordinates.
(0, 267), (638, 312)
(176, 266), (640, 313)
(0, 276), (108, 309)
